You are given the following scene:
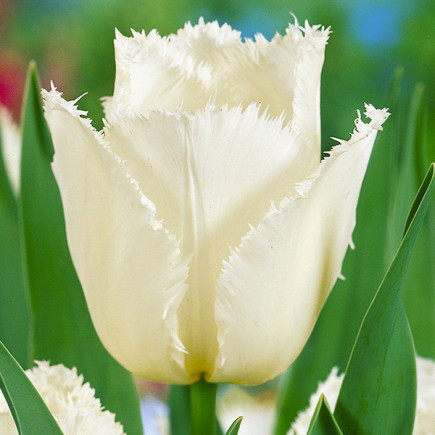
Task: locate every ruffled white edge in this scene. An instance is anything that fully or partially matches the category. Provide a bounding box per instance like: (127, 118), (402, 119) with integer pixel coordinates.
(0, 361), (125, 435)
(222, 103), (389, 273)
(107, 17), (330, 120)
(211, 104), (389, 384)
(43, 86), (192, 382)
(44, 85), (170, 234)
(114, 18), (329, 87)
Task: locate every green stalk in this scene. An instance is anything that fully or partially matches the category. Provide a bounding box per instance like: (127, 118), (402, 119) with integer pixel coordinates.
(190, 378), (218, 435)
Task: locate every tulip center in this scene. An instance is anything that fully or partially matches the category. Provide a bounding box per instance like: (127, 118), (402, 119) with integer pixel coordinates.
(176, 138), (219, 378)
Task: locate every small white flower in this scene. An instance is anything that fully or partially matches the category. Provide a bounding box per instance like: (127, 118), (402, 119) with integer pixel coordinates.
(289, 367), (343, 434)
(414, 357), (435, 435)
(0, 361), (125, 435)
(43, 18), (388, 385)
(218, 387), (276, 435)
(290, 356), (435, 435)
(0, 106), (21, 195)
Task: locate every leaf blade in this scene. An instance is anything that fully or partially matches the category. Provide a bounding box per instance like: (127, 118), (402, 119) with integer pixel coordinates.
(334, 163), (435, 434)
(0, 118), (30, 369)
(0, 340), (62, 435)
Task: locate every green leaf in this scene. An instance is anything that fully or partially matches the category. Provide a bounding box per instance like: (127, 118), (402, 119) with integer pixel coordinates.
(399, 85), (435, 358)
(0, 118), (30, 369)
(307, 395), (343, 435)
(224, 416), (243, 435)
(334, 163), (435, 434)
(0, 340), (62, 434)
(19, 62), (143, 434)
(385, 83), (427, 257)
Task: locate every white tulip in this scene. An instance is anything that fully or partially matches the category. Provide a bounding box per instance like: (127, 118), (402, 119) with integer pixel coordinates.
(43, 18), (388, 385)
(0, 361), (124, 435)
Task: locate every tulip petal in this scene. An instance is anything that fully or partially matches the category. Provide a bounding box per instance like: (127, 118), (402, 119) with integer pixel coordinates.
(43, 88), (194, 384)
(108, 26), (213, 118)
(289, 21), (329, 157)
(104, 104), (320, 376)
(211, 105), (389, 385)
(108, 19), (328, 151)
(212, 20), (329, 148)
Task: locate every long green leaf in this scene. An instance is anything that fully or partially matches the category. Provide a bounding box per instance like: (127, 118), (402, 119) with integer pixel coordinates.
(400, 85), (435, 358)
(19, 63), (142, 434)
(388, 83), (427, 246)
(0, 120), (30, 368)
(334, 163), (435, 434)
(307, 395), (342, 435)
(0, 340), (62, 434)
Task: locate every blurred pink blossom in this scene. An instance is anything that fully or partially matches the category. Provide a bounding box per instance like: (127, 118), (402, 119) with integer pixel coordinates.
(0, 50), (25, 120)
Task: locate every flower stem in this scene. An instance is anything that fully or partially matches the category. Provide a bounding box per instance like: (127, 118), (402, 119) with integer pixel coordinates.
(190, 378), (218, 435)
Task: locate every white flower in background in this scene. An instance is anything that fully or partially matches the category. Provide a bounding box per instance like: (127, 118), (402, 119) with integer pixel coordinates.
(289, 367), (343, 434)
(0, 361), (124, 435)
(0, 106), (21, 194)
(43, 18), (389, 385)
(413, 357), (435, 435)
(290, 356), (435, 434)
(218, 387), (276, 435)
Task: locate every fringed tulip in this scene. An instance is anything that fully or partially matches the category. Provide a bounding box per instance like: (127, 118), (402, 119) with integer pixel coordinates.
(43, 18), (389, 385)
(0, 361), (124, 434)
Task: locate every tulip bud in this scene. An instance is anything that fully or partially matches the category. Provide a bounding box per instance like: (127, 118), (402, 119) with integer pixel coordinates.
(43, 18), (388, 385)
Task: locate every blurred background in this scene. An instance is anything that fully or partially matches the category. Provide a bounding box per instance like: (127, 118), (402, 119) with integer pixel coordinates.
(1, 1), (434, 433)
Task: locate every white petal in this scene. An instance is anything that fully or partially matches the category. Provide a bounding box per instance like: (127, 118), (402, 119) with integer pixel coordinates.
(43, 88), (194, 384)
(289, 21), (330, 158)
(211, 106), (389, 384)
(104, 104), (319, 376)
(0, 106), (21, 195)
(109, 27), (213, 119)
(108, 19), (329, 160)
(212, 20), (329, 145)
